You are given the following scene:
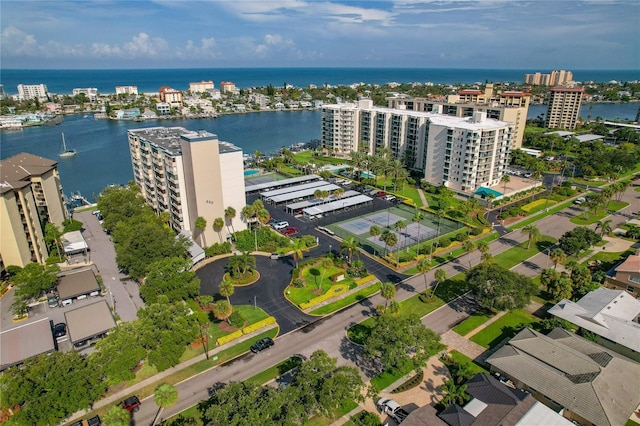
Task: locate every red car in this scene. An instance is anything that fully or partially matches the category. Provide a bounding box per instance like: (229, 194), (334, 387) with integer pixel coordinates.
(282, 227), (298, 235)
(375, 191), (386, 197)
(121, 396), (141, 412)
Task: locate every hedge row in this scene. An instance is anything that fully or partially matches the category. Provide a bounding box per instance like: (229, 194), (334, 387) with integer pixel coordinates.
(354, 274), (376, 286)
(300, 284), (349, 310)
(242, 316), (276, 335)
(216, 330), (243, 346)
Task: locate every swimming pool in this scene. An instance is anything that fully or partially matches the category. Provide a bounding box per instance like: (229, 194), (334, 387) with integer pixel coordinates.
(244, 169), (260, 176)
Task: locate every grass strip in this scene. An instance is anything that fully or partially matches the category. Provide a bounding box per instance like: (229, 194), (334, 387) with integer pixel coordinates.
(452, 312), (493, 336)
(470, 309), (538, 349)
(310, 283), (381, 315)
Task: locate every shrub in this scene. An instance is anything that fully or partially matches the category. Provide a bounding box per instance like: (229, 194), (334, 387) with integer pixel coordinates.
(455, 232), (469, 242)
(242, 316), (276, 334)
(355, 275), (376, 286)
(216, 330), (243, 346)
(438, 237), (451, 248)
(228, 310), (245, 328)
(292, 278), (305, 288)
(204, 242), (232, 257)
(470, 227), (483, 236)
(351, 411), (382, 426)
(196, 295), (213, 307)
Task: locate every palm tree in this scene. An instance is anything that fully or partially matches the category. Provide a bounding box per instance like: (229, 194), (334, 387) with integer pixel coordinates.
(380, 282), (396, 311)
(290, 238), (306, 268)
(219, 280), (234, 304)
(462, 240), (475, 269)
(477, 240), (489, 260)
(213, 217), (225, 243)
(254, 150), (263, 166)
(152, 383), (178, 426)
(595, 219), (612, 237)
(227, 254), (244, 277)
(380, 230), (398, 262)
(432, 268), (447, 299)
(213, 300), (233, 324)
(340, 236), (359, 264)
(103, 405), (130, 426)
(319, 258), (333, 289)
(430, 208), (447, 259)
(369, 225), (382, 256)
(440, 378), (468, 407)
(521, 224), (541, 250)
(224, 206), (237, 235)
(239, 251), (256, 274)
(388, 300), (401, 315)
(416, 257), (432, 294)
(501, 173), (511, 194)
(413, 210), (425, 256)
(194, 216), (207, 247)
(241, 205), (256, 226)
(159, 211), (171, 227)
(394, 220), (406, 257)
(549, 247), (567, 270)
(256, 208), (270, 227)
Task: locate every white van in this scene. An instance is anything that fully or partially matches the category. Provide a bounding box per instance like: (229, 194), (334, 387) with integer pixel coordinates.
(272, 221), (289, 230)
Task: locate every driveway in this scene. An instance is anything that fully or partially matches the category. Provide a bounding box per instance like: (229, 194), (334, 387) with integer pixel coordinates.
(196, 255), (316, 334)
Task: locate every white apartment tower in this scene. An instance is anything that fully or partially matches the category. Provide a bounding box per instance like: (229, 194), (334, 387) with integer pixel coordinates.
(17, 84), (48, 101)
(128, 127), (246, 245)
(322, 101), (512, 193)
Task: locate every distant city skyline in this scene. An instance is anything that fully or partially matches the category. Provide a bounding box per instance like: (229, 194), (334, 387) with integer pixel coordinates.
(1, 1), (639, 70)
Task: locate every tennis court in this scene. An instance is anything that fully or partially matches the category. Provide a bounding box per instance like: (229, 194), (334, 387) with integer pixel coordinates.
(331, 204), (463, 255)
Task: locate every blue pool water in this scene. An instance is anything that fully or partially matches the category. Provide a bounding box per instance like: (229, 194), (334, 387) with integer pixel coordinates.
(244, 169), (260, 176)
(361, 172), (376, 179)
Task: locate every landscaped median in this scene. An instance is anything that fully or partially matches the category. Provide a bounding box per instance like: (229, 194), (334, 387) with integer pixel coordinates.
(216, 316), (277, 346)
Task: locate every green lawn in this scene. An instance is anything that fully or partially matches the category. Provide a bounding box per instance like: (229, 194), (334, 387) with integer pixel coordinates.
(509, 198), (575, 230)
(310, 283), (381, 315)
(492, 236), (556, 270)
(452, 312), (493, 336)
(570, 201), (629, 225)
(287, 260), (354, 306)
(470, 309), (539, 349)
(245, 356), (303, 385)
(445, 350), (488, 375)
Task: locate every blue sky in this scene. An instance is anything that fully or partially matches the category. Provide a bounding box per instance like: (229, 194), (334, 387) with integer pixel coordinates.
(2, 0), (639, 69)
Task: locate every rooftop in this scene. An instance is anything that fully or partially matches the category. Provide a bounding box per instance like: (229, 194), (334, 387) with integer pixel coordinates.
(0, 318), (55, 371)
(129, 126), (240, 155)
(549, 288), (640, 353)
(64, 300), (116, 343)
(0, 152), (58, 195)
(57, 269), (100, 300)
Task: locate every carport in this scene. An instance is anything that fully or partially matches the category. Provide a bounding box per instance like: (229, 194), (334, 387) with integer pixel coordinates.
(57, 269), (101, 305)
(267, 184), (340, 205)
(0, 318), (56, 371)
(64, 301), (116, 347)
(61, 230), (88, 256)
(303, 194), (373, 219)
(285, 190), (360, 214)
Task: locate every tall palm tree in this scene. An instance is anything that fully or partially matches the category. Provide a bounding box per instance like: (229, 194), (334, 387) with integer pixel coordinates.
(501, 174), (511, 195)
(319, 258), (333, 289)
(213, 217), (225, 243)
(194, 216), (207, 247)
(239, 251), (255, 275)
(462, 240), (475, 269)
(521, 224), (541, 250)
(394, 220), (406, 256)
(416, 257), (432, 294)
(340, 236), (359, 263)
(219, 280), (234, 304)
(370, 224), (382, 256)
(380, 282), (396, 311)
(380, 230), (398, 261)
(413, 210), (425, 256)
(103, 406), (130, 426)
(227, 254), (244, 277)
(595, 219), (612, 237)
(152, 383), (178, 426)
(477, 240), (489, 260)
(290, 238), (306, 268)
(212, 300), (232, 324)
(241, 205), (255, 227)
(549, 247), (567, 270)
(441, 378), (468, 407)
(224, 206), (237, 235)
(433, 268), (447, 299)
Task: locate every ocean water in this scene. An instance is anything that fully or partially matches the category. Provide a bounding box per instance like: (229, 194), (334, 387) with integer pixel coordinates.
(2, 68), (638, 95)
(0, 111), (322, 200)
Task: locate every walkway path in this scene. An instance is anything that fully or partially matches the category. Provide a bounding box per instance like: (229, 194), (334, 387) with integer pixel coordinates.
(417, 187), (428, 207)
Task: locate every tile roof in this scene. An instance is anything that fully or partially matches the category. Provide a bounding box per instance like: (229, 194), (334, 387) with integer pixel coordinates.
(486, 328), (640, 426)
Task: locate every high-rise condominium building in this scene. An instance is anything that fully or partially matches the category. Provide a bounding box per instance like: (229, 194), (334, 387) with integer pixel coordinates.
(189, 81), (215, 93)
(0, 153), (67, 267)
(387, 84), (529, 149)
(524, 70), (573, 86)
(115, 86), (139, 96)
(17, 84), (48, 101)
(128, 127), (246, 245)
(545, 86), (584, 130)
(322, 100), (513, 194)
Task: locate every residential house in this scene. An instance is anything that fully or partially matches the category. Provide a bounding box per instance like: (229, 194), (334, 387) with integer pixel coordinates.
(605, 249), (640, 297)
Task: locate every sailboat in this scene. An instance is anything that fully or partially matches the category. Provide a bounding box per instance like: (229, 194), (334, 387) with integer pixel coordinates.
(59, 133), (77, 158)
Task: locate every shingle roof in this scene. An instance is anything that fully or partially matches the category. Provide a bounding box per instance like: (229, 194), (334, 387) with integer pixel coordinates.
(439, 404), (475, 426)
(486, 328), (640, 426)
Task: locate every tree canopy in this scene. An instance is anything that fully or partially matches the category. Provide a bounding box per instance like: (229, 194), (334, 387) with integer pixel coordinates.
(11, 263), (59, 313)
(364, 314), (444, 373)
(89, 322), (146, 386)
(139, 257), (200, 304)
(558, 227), (602, 256)
(466, 263), (538, 311)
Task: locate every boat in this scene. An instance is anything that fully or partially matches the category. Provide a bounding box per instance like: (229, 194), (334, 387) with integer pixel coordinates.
(59, 133), (77, 158)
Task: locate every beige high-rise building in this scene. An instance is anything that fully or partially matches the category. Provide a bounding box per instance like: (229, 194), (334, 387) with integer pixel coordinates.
(322, 100), (513, 194)
(128, 127), (246, 245)
(525, 70), (573, 86)
(545, 86), (584, 130)
(0, 153), (67, 267)
(387, 84), (529, 149)
(189, 81), (214, 93)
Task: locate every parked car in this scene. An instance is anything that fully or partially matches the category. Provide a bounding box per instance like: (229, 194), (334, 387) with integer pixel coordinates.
(250, 337), (274, 353)
(574, 197), (586, 205)
(53, 323), (67, 339)
(377, 398), (410, 423)
(383, 194), (396, 201)
(48, 295), (59, 308)
(282, 227), (298, 235)
(86, 416), (101, 426)
(375, 191), (386, 197)
(121, 396), (141, 412)
(272, 221), (289, 230)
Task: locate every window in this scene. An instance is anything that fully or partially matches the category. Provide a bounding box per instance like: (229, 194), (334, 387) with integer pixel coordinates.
(627, 285), (636, 293)
(629, 275), (640, 284)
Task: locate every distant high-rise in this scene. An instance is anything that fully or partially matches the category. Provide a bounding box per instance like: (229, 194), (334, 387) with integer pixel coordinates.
(128, 127), (246, 245)
(17, 84), (48, 101)
(0, 153), (67, 267)
(525, 70), (573, 86)
(545, 86), (584, 130)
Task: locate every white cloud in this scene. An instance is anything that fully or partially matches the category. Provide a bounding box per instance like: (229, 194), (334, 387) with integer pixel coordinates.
(182, 37), (219, 59)
(1, 26), (39, 56)
(254, 33), (299, 58)
(123, 33), (168, 57)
